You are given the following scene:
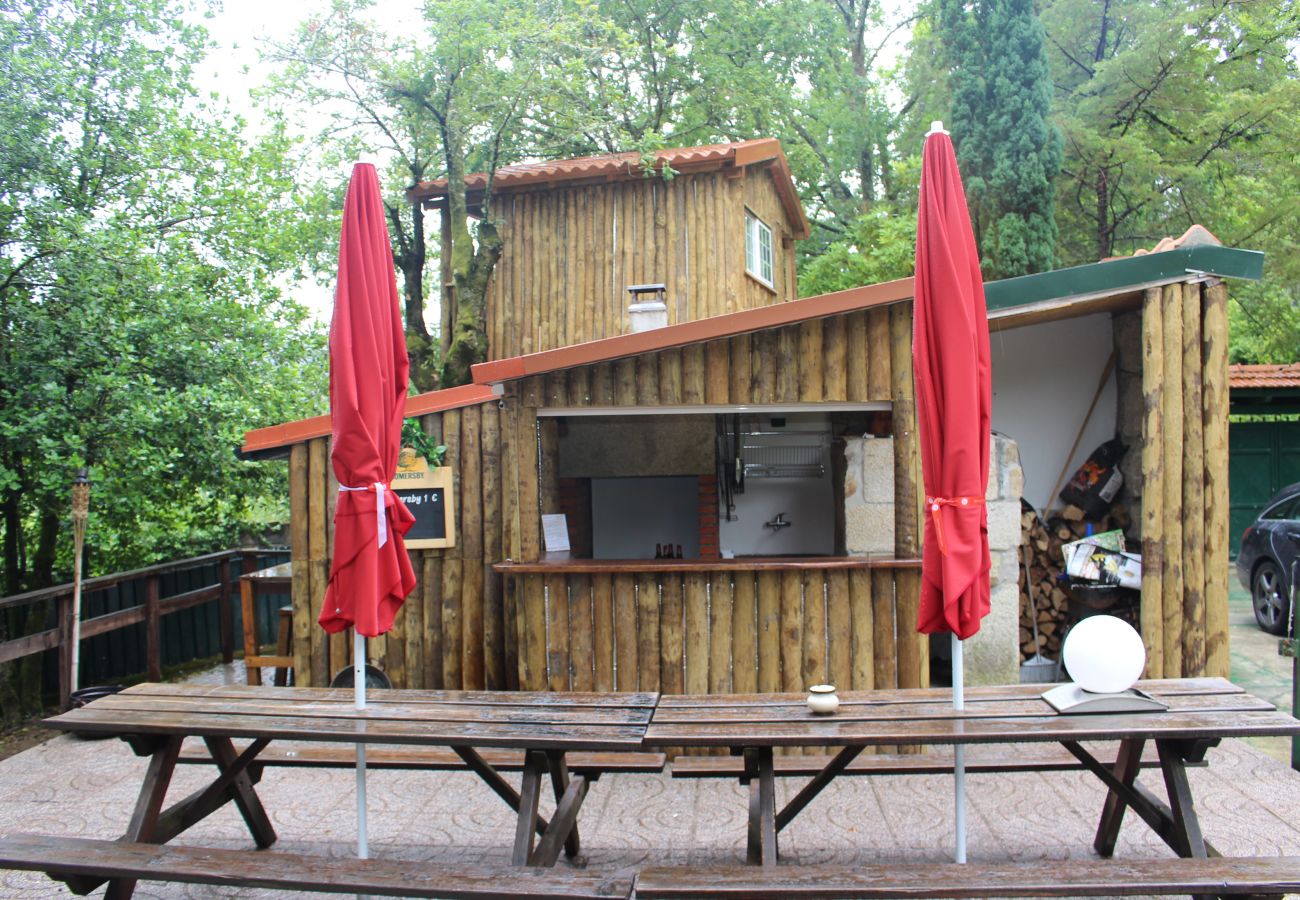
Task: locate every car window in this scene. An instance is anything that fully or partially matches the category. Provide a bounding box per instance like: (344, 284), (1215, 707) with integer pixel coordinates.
(1261, 496), (1300, 521)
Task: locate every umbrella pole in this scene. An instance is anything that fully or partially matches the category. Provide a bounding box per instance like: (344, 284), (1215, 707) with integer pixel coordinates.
(355, 631), (369, 861)
(952, 633), (966, 864)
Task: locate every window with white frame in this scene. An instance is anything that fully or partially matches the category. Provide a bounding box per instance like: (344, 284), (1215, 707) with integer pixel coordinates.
(744, 209), (774, 287)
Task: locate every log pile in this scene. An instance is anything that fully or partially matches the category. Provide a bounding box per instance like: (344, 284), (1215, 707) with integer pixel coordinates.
(1019, 500), (1135, 663)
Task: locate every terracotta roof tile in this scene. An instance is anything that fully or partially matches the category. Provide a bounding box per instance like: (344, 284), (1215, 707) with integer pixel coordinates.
(409, 138), (809, 239)
(1230, 363), (1300, 390)
(1116, 224), (1222, 260)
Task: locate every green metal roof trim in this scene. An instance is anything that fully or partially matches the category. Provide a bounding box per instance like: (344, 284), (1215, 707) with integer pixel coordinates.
(984, 245), (1265, 312)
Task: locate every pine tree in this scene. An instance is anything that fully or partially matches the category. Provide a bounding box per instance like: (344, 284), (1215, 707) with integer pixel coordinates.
(938, 0), (1062, 278)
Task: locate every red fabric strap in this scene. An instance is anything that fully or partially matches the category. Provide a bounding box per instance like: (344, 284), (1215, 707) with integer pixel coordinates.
(926, 495), (985, 556)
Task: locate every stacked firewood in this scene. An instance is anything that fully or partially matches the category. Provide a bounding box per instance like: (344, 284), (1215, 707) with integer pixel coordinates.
(1019, 500), (1134, 662)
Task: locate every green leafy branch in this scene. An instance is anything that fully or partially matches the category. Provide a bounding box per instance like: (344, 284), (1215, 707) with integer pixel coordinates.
(401, 419), (447, 467)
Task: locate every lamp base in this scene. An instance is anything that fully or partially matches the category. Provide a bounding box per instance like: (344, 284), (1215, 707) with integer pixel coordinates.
(1042, 683), (1168, 714)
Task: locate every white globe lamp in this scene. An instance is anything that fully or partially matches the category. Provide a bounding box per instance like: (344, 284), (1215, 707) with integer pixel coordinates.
(1062, 615), (1146, 694)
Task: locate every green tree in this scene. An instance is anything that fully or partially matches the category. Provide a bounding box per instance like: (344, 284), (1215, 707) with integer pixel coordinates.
(937, 0), (1062, 278)
(0, 0), (325, 718)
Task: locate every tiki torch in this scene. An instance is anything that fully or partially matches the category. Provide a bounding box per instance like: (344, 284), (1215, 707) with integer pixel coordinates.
(69, 469), (90, 695)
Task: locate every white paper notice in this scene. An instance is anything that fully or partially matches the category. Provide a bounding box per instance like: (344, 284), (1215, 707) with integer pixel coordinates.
(541, 514), (570, 552)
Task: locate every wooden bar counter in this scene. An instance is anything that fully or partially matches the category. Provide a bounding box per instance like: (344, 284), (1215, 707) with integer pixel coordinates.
(495, 557), (924, 696)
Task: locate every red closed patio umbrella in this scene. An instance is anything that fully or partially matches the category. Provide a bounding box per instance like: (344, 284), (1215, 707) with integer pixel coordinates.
(321, 160), (417, 858)
(912, 122), (992, 863)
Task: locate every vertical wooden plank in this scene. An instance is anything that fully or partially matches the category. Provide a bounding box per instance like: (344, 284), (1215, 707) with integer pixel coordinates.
(307, 438), (330, 686)
(705, 340), (730, 404)
(1181, 282), (1205, 676)
(826, 569), (851, 692)
(660, 574), (685, 695)
(519, 407), (540, 560)
(891, 303), (921, 559)
(289, 444), (312, 685)
(592, 573), (615, 691)
(590, 363), (615, 406)
(849, 568), (874, 691)
(867, 307), (892, 402)
(424, 556), (443, 689)
(521, 574), (547, 690)
(751, 330), (777, 405)
(846, 312), (869, 402)
(779, 570), (803, 694)
(637, 573), (661, 691)
(677, 572), (705, 697)
(1160, 284), (1184, 677)
(756, 571), (781, 693)
(636, 352), (659, 406)
(403, 553), (423, 689)
(614, 573), (638, 691)
(681, 344), (706, 405)
(567, 366), (591, 408)
(615, 357), (638, 407)
(538, 417), (560, 523)
(801, 571), (826, 689)
(659, 348), (683, 405)
(731, 570), (758, 694)
(460, 405), (484, 688)
(798, 320), (824, 402)
(894, 569), (924, 688)
(871, 569), (897, 689)
(441, 557), (463, 689)
(546, 574), (571, 691)
(729, 335), (752, 404)
(822, 317), (848, 402)
(776, 326), (799, 403)
(709, 573), (733, 693)
(568, 574), (594, 692)
(1202, 281), (1230, 678)
(480, 404), (505, 689)
(1139, 288), (1165, 679)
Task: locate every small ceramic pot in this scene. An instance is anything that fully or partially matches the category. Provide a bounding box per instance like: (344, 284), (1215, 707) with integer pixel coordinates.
(807, 684), (839, 715)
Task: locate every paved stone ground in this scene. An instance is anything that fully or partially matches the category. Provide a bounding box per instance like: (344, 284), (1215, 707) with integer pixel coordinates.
(2, 579), (1298, 899)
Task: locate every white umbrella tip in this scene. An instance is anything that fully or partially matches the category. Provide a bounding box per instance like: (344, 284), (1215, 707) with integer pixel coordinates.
(928, 121), (949, 136)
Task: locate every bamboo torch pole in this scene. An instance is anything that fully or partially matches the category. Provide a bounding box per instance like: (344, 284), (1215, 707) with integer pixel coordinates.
(69, 469), (90, 698)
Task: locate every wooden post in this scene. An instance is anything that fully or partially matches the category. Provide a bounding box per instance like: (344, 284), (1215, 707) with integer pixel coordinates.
(732, 571), (758, 694)
(891, 302), (921, 557)
(217, 556), (233, 665)
(872, 570), (897, 689)
(822, 317), (848, 401)
(756, 570), (781, 694)
(659, 574), (684, 695)
(614, 573), (638, 691)
(1181, 282), (1206, 675)
(592, 573), (615, 692)
(1139, 287), (1165, 678)
(1160, 284), (1185, 676)
(289, 443), (311, 685)
(779, 570), (803, 694)
(57, 591), (73, 708)
(826, 570), (851, 692)
(462, 405), (485, 688)
(684, 573), (709, 695)
(547, 574), (571, 691)
(308, 438), (329, 687)
(849, 569), (874, 691)
(709, 573), (733, 693)
(240, 574), (262, 686)
(846, 312), (869, 402)
(637, 573), (661, 691)
(1201, 281), (1231, 677)
(424, 555), (443, 689)
(145, 574), (161, 682)
(867, 307), (892, 402)
(797, 321), (824, 402)
(705, 340), (730, 405)
(442, 557), (464, 689)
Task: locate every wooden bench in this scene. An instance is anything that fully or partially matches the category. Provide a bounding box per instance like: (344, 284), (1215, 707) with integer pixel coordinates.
(0, 832), (635, 899)
(634, 857), (1300, 898)
(178, 742), (666, 780)
(669, 743), (1182, 779)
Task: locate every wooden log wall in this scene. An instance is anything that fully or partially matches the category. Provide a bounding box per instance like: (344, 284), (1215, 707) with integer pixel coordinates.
(503, 564), (922, 699)
(1138, 280), (1231, 679)
(289, 401), (510, 690)
(485, 167), (799, 361)
(504, 301), (927, 694)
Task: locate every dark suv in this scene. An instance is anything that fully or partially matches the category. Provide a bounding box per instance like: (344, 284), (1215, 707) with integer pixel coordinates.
(1236, 482), (1300, 635)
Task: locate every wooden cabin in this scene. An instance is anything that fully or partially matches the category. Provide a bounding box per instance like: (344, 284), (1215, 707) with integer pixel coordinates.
(241, 141), (1262, 695)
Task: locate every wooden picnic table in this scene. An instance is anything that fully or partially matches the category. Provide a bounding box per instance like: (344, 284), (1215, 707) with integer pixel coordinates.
(43, 682), (658, 898)
(643, 677), (1300, 868)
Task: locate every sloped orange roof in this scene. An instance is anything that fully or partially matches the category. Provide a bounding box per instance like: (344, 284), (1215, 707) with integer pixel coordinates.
(1113, 224), (1222, 260)
(241, 383), (495, 456)
(408, 138), (810, 239)
(472, 277), (914, 385)
(1230, 364), (1300, 390)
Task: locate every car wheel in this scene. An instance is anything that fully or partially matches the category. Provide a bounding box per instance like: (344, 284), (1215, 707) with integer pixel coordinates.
(1252, 560), (1291, 636)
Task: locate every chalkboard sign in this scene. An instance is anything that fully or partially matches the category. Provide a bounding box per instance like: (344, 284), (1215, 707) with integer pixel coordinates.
(392, 462), (455, 549)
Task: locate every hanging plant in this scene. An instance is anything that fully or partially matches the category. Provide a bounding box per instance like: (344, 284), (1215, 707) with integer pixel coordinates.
(401, 420), (447, 467)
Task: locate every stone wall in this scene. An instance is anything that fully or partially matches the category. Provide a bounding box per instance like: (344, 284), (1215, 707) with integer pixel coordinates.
(843, 432), (1025, 685)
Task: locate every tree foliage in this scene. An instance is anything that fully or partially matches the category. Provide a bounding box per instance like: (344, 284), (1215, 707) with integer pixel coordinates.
(0, 0), (326, 596)
(937, 0), (1063, 278)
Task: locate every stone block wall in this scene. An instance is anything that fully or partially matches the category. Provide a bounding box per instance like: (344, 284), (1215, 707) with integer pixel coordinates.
(843, 432), (1025, 685)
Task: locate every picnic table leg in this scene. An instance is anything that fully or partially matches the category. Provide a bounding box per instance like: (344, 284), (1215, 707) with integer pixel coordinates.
(202, 737), (277, 848)
(512, 750), (546, 866)
(545, 750), (584, 860)
(1091, 738), (1146, 856)
(452, 746), (560, 845)
(742, 747), (778, 867)
(530, 752), (589, 867)
(100, 736), (183, 900)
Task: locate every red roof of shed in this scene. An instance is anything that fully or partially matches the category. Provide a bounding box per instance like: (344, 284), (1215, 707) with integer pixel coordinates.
(1230, 364), (1300, 390)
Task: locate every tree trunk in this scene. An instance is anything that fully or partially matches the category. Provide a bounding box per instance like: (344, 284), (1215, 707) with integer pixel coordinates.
(3, 488), (21, 596)
(30, 505), (59, 590)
